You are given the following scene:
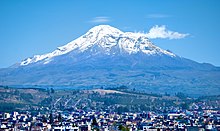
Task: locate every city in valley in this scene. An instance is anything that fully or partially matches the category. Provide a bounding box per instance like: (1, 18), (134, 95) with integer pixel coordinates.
(0, 86), (220, 131)
(1, 1), (220, 131)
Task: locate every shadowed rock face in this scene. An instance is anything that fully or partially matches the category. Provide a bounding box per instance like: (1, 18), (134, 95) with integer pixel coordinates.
(0, 25), (220, 96)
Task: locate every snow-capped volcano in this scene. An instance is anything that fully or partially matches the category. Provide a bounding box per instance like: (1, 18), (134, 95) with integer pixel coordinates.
(1, 25), (219, 96)
(20, 25), (175, 66)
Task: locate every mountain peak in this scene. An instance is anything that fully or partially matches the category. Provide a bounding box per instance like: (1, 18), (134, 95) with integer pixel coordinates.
(87, 25), (123, 35)
(20, 25), (176, 66)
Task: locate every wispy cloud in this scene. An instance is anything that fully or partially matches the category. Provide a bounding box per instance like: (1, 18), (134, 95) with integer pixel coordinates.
(89, 16), (111, 23)
(122, 26), (132, 30)
(146, 25), (189, 39)
(146, 14), (171, 18)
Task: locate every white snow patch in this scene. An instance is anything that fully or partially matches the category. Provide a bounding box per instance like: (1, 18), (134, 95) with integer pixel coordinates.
(20, 25), (176, 66)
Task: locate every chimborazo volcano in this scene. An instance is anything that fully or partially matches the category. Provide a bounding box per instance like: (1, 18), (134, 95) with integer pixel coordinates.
(0, 25), (220, 96)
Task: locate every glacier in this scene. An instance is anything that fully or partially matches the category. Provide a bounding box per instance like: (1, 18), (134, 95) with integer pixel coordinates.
(20, 25), (175, 66)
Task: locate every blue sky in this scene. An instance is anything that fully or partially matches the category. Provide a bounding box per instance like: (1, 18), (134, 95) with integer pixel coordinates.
(0, 0), (220, 67)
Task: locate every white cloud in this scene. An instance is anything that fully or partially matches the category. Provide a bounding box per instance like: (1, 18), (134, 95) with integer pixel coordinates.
(147, 14), (171, 18)
(146, 25), (189, 39)
(89, 16), (111, 23)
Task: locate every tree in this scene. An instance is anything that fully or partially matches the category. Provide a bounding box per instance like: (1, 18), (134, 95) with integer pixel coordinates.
(118, 125), (129, 131)
(91, 118), (99, 130)
(92, 118), (98, 127)
(58, 113), (62, 123)
(51, 88), (55, 93)
(49, 113), (53, 124)
(118, 125), (124, 130)
(132, 88), (136, 91)
(42, 115), (47, 123)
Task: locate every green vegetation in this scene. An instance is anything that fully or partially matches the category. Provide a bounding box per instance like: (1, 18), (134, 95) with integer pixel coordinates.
(118, 125), (129, 131)
(0, 86), (219, 113)
(0, 102), (25, 112)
